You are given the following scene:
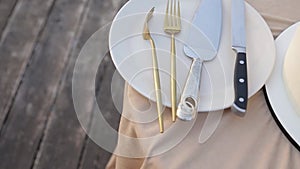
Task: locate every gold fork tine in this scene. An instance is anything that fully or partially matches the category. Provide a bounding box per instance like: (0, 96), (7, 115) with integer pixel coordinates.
(164, 0), (169, 27)
(177, 0), (181, 26)
(171, 0), (174, 25)
(173, 0), (177, 26)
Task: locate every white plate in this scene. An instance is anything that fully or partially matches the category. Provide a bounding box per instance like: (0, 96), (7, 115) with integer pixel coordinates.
(265, 22), (300, 147)
(109, 0), (275, 111)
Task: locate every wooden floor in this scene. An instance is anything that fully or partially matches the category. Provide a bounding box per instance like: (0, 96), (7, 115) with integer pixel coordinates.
(0, 0), (127, 168)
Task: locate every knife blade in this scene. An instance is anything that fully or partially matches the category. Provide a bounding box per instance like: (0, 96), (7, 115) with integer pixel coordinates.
(231, 0), (248, 116)
(177, 0), (222, 121)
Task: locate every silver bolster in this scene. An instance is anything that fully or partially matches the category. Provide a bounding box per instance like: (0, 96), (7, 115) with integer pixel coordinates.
(177, 58), (202, 121)
(232, 46), (246, 53)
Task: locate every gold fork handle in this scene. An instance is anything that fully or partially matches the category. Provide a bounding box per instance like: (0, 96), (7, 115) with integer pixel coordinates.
(171, 34), (177, 122)
(149, 38), (164, 133)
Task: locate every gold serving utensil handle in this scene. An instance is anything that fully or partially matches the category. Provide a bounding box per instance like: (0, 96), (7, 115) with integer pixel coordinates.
(143, 7), (164, 133)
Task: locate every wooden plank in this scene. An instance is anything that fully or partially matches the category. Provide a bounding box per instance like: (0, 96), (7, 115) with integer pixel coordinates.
(77, 0), (128, 167)
(95, 55), (123, 132)
(0, 0), (18, 38)
(79, 136), (114, 169)
(79, 54), (124, 169)
(31, 0), (126, 169)
(0, 0), (55, 130)
(0, 0), (88, 168)
(28, 1), (93, 169)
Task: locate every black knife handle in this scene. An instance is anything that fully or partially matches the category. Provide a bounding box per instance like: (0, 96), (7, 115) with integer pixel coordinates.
(231, 52), (248, 116)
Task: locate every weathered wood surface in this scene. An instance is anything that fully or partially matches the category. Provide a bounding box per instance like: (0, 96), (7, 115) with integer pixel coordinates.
(0, 0), (89, 168)
(79, 54), (124, 169)
(31, 0), (126, 168)
(0, 0), (18, 38)
(0, 0), (55, 130)
(0, 0), (127, 168)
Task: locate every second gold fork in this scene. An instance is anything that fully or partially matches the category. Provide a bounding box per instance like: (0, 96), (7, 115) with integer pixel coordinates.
(164, 0), (181, 122)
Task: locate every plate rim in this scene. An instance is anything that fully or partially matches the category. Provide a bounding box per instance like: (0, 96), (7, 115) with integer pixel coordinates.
(265, 21), (300, 149)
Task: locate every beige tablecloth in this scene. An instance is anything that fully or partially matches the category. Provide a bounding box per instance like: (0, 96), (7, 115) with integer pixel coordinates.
(106, 0), (300, 168)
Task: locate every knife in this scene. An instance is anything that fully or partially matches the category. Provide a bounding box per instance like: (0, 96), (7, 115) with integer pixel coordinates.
(177, 0), (222, 121)
(231, 0), (248, 116)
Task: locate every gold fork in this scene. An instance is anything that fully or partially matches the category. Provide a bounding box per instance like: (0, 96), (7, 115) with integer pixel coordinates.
(143, 7), (164, 133)
(164, 0), (181, 122)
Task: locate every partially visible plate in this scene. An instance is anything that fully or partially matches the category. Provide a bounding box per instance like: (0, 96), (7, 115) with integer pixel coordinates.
(265, 22), (300, 147)
(109, 0), (275, 111)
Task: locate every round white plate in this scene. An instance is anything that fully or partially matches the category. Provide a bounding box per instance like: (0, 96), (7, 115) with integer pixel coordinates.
(109, 0), (275, 111)
(265, 22), (300, 147)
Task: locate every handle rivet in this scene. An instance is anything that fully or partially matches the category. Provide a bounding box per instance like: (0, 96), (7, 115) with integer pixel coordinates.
(239, 60), (245, 65)
(239, 78), (245, 83)
(239, 97), (245, 103)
